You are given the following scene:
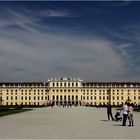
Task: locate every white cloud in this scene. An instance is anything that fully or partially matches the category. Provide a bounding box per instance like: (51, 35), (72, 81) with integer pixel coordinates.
(0, 7), (132, 81)
(0, 27), (128, 81)
(39, 9), (70, 17)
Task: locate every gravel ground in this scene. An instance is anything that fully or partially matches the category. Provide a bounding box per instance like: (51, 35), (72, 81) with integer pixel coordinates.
(0, 106), (139, 139)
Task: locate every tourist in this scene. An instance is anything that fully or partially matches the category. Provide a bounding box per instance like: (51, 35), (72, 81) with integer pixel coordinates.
(122, 102), (128, 126)
(128, 103), (134, 126)
(114, 110), (122, 121)
(107, 103), (114, 121)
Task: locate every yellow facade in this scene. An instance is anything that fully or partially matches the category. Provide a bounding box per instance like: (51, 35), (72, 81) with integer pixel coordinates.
(82, 82), (140, 106)
(0, 83), (49, 106)
(48, 78), (82, 106)
(0, 78), (140, 106)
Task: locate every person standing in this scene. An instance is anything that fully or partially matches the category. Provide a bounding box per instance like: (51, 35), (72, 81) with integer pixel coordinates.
(128, 103), (134, 126)
(107, 103), (114, 121)
(122, 102), (128, 126)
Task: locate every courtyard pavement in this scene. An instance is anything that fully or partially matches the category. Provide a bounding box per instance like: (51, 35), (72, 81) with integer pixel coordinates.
(0, 106), (140, 139)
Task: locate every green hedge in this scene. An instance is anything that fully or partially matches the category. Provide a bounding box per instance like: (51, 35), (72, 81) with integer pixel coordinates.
(0, 108), (32, 117)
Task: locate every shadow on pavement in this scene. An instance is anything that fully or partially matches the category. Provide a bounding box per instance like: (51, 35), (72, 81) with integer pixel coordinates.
(100, 120), (109, 122)
(113, 124), (122, 126)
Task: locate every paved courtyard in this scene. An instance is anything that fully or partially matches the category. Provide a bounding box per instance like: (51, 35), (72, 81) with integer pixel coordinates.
(0, 106), (140, 139)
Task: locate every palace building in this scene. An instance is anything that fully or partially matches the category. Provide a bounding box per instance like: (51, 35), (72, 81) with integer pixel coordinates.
(0, 77), (140, 106)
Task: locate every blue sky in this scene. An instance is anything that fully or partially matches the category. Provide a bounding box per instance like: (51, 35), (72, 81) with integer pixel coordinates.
(0, 1), (140, 82)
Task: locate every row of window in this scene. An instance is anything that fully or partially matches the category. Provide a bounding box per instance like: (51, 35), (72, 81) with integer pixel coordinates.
(83, 96), (109, 100)
(83, 92), (109, 95)
(52, 82), (79, 87)
(85, 102), (124, 105)
(6, 95), (140, 101)
(5, 102), (42, 105)
(82, 96), (137, 100)
(83, 92), (138, 95)
(52, 89), (79, 92)
(6, 96), (48, 100)
(3, 84), (46, 87)
(52, 95), (79, 100)
(82, 89), (140, 92)
(6, 92), (48, 95)
(83, 84), (140, 87)
(6, 89), (48, 92)
(3, 89), (140, 93)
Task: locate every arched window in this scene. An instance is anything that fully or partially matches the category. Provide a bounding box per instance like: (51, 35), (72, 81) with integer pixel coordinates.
(64, 95), (66, 100)
(72, 83), (74, 87)
(53, 83), (55, 87)
(56, 95), (59, 100)
(52, 95), (55, 100)
(72, 95), (74, 100)
(57, 83), (59, 87)
(76, 95), (78, 100)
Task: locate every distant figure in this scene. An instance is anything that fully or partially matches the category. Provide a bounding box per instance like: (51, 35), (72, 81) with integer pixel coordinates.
(115, 110), (122, 121)
(122, 102), (128, 126)
(51, 102), (54, 108)
(107, 103), (114, 121)
(128, 103), (134, 126)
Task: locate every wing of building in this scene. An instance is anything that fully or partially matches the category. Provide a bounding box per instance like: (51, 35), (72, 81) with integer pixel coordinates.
(0, 77), (140, 106)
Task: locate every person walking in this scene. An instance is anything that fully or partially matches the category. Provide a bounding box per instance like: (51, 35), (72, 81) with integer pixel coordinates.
(122, 102), (128, 126)
(107, 103), (114, 121)
(128, 103), (134, 126)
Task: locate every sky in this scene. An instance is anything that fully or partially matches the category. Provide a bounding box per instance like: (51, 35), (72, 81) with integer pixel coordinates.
(0, 1), (140, 82)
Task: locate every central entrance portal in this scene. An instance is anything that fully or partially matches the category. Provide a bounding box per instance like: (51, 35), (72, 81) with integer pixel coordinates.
(53, 100), (80, 106)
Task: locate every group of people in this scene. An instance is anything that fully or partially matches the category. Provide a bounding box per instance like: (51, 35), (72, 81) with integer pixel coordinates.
(122, 102), (134, 126)
(48, 102), (78, 108)
(107, 101), (134, 126)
